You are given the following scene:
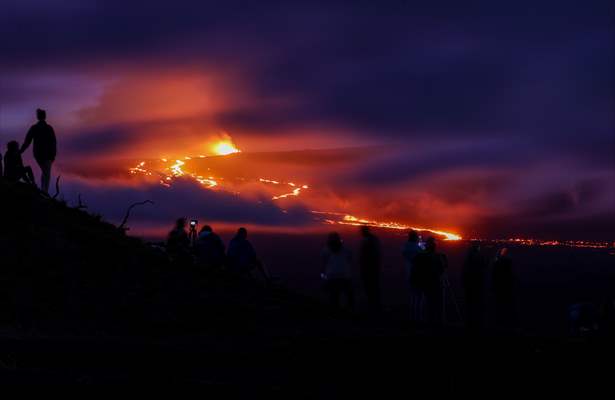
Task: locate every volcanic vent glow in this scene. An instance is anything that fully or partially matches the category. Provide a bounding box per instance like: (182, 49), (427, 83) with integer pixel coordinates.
(210, 134), (241, 156)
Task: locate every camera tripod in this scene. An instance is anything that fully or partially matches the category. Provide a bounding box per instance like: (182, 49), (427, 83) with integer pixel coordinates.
(441, 273), (463, 324)
(188, 224), (198, 246)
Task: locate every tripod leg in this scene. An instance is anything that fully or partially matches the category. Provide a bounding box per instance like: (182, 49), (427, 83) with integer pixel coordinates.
(442, 282), (447, 324)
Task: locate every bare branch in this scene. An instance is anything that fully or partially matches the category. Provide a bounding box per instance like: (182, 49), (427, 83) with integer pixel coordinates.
(52, 175), (61, 200)
(76, 193), (87, 209)
(119, 200), (154, 231)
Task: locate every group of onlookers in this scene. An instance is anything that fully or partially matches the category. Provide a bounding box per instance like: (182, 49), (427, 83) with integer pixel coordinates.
(166, 218), (269, 281)
(169, 218), (518, 329)
(1, 109), (57, 193)
(461, 241), (516, 330)
(321, 227), (518, 329)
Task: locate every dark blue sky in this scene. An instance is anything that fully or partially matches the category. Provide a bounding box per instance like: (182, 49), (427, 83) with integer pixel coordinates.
(1, 1), (613, 239)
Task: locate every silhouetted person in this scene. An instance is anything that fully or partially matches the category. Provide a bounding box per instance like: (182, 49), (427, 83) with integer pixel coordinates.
(412, 237), (447, 324)
(321, 232), (354, 310)
(462, 240), (487, 330)
(4, 141), (35, 184)
(402, 230), (423, 321)
(227, 227), (269, 281)
(492, 248), (516, 330)
(359, 226), (381, 312)
(21, 109), (57, 193)
(167, 218), (190, 263)
(195, 225), (226, 268)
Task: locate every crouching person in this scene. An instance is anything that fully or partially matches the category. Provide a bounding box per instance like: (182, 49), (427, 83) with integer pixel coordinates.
(4, 141), (35, 185)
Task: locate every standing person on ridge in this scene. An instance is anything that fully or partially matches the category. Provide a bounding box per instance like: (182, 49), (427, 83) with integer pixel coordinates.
(20, 108), (57, 193)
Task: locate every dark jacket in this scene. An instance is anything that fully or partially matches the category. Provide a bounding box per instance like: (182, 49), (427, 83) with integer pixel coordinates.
(195, 232), (226, 267)
(493, 255), (514, 301)
(412, 251), (447, 292)
(22, 121), (57, 162)
(166, 228), (189, 254)
(462, 248), (487, 293)
(227, 236), (258, 272)
(3, 149), (26, 181)
(359, 233), (381, 271)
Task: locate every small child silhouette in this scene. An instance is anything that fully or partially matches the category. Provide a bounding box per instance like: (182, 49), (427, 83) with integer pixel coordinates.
(4, 140), (35, 185)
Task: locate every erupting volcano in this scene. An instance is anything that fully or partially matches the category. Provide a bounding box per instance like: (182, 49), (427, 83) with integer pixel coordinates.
(125, 136), (613, 249)
(126, 135), (464, 241)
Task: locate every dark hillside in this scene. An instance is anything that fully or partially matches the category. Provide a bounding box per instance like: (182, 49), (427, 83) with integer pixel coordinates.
(0, 179), (610, 391)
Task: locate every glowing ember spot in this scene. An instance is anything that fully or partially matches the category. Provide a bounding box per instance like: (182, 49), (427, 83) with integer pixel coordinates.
(170, 159), (185, 176)
(259, 177), (309, 200)
(259, 178), (280, 184)
(196, 177), (218, 188)
(129, 161), (148, 175)
(272, 187), (303, 200)
(483, 238), (615, 249)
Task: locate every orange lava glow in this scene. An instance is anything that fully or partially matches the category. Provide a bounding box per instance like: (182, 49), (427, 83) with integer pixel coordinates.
(259, 178), (309, 200)
(212, 140), (241, 156)
(210, 134), (241, 156)
(312, 211), (463, 241)
(480, 238), (615, 250)
(126, 156), (615, 249)
(127, 144), (463, 241)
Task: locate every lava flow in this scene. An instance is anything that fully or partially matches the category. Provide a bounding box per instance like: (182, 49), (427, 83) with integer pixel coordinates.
(126, 136), (467, 242)
(126, 150), (615, 249)
(312, 211), (462, 241)
(128, 138), (309, 199)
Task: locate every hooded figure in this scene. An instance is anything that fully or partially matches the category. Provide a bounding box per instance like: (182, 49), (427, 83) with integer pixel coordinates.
(195, 225), (226, 268)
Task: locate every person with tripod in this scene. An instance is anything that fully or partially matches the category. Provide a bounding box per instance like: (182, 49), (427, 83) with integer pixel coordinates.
(412, 237), (448, 325)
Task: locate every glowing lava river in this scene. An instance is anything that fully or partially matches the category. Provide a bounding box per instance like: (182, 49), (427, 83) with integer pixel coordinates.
(127, 137), (463, 241)
(126, 137), (613, 249)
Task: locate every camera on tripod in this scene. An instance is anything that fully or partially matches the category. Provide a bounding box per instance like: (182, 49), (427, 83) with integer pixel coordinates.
(188, 219), (198, 244)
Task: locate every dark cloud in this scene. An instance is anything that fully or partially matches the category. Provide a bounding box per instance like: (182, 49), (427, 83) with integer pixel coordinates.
(517, 178), (609, 218)
(61, 177), (315, 228)
(63, 126), (134, 154)
(1, 0), (613, 238)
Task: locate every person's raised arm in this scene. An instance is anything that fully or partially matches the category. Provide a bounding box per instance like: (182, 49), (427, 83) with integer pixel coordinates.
(20, 127), (34, 154)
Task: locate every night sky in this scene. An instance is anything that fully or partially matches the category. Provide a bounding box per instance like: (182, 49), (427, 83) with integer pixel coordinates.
(1, 1), (613, 240)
